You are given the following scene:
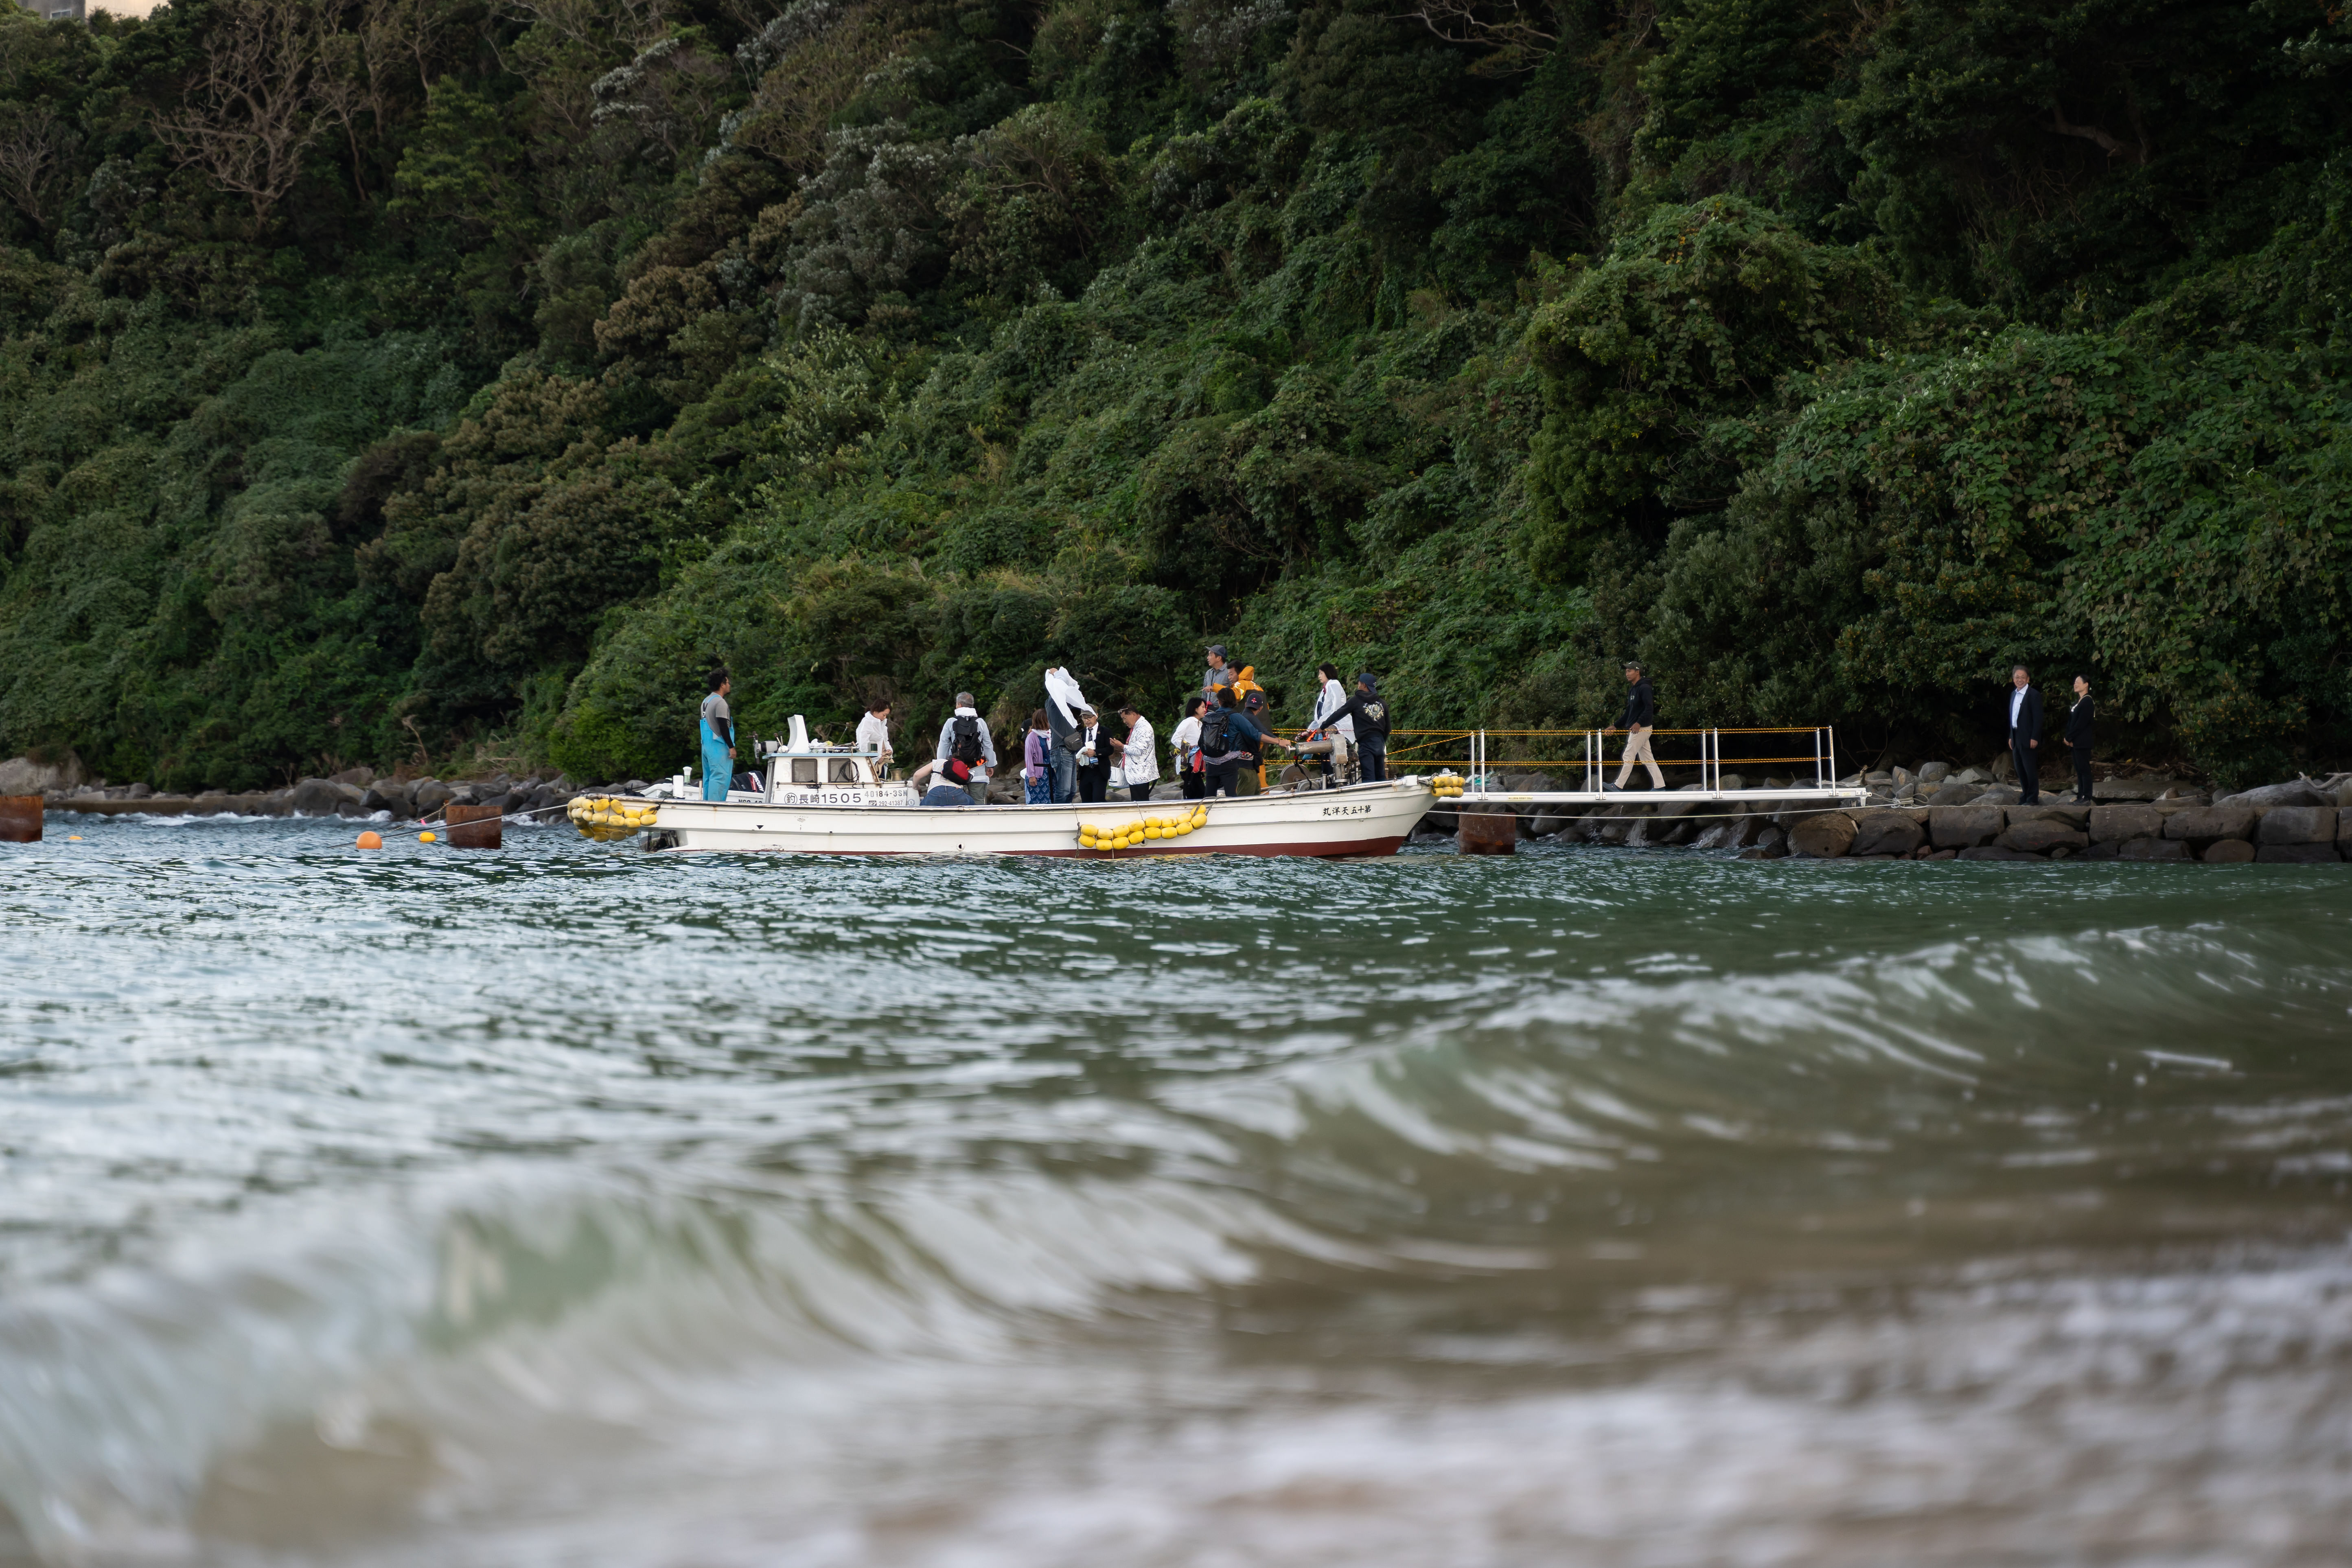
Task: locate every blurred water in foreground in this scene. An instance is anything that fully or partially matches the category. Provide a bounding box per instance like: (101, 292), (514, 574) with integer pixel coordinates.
(3, 815), (2349, 1566)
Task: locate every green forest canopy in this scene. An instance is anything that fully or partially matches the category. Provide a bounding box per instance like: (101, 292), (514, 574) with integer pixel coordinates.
(0, 0), (2345, 791)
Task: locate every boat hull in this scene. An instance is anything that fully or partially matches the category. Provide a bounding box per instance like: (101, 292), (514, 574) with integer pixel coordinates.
(640, 779), (1434, 857)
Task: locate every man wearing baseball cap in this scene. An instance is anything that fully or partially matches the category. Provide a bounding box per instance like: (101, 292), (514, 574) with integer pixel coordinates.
(1201, 645), (1236, 703)
(1607, 659), (1663, 791)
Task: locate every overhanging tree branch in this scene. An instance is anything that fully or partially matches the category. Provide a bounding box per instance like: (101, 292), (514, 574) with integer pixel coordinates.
(150, 0), (329, 227)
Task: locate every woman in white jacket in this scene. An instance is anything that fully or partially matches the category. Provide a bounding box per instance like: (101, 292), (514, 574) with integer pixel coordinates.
(1115, 703), (1158, 802)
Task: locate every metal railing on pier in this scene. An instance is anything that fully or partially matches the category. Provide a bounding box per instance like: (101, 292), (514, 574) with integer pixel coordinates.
(1281, 726), (1865, 806)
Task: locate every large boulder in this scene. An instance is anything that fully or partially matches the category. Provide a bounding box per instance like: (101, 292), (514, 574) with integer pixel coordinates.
(2118, 837), (2190, 861)
(1691, 814), (1763, 850)
(1788, 812), (1856, 859)
(0, 751), (88, 795)
(362, 780), (416, 817)
(1926, 783), (1981, 807)
(2257, 842), (2341, 863)
(1916, 762), (1953, 785)
(2214, 780), (2330, 808)
(2257, 806), (2339, 845)
(1960, 844), (2041, 861)
(2093, 777), (2189, 802)
(2203, 839), (2256, 863)
(288, 777), (346, 817)
(412, 780), (454, 814)
(2161, 806), (2256, 844)
(2089, 805), (2164, 843)
(1929, 807), (2004, 850)
(2006, 803), (2089, 829)
(1997, 819), (2087, 855)
(1849, 811), (1924, 857)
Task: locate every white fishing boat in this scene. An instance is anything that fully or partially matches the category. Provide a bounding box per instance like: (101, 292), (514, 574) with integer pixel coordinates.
(569, 717), (1433, 858)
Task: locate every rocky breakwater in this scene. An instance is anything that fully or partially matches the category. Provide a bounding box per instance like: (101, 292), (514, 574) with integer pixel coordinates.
(1407, 773), (1844, 858)
(4, 755), (626, 825)
(1399, 763), (2352, 866)
(1783, 774), (2352, 864)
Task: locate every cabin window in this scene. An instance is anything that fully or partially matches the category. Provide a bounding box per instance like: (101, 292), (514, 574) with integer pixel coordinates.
(830, 759), (861, 783)
(791, 759), (818, 785)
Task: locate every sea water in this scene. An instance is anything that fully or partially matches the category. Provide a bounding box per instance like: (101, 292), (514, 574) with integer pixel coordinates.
(3, 816), (2349, 1566)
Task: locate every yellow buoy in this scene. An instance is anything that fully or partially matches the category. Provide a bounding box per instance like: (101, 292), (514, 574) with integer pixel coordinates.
(418, 830), (438, 843)
(356, 831), (383, 849)
(67, 834), (83, 841)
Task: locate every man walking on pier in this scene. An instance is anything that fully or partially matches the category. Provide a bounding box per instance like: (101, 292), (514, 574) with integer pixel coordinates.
(2007, 665), (2044, 805)
(1609, 661), (1663, 792)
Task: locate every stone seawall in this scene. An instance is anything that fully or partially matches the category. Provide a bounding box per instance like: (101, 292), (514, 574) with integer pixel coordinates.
(1411, 788), (2352, 864)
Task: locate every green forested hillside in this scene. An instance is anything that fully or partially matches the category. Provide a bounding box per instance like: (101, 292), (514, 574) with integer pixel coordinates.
(0, 0), (2346, 789)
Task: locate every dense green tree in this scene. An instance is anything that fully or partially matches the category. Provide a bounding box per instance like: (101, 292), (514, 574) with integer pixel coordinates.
(0, 0), (2346, 788)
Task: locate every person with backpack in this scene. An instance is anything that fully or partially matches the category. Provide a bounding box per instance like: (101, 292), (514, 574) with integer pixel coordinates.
(1021, 708), (1054, 804)
(1198, 687), (1285, 797)
(1170, 696), (1209, 800)
(933, 692), (996, 805)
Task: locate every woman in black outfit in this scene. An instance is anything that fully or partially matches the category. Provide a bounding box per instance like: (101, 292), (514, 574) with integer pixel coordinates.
(2065, 675), (2095, 801)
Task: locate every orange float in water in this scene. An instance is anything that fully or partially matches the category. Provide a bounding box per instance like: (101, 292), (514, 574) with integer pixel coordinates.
(356, 831), (383, 849)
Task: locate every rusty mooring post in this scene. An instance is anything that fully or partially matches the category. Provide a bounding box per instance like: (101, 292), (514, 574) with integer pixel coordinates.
(1457, 806), (1517, 855)
(0, 796), (41, 843)
(444, 802), (504, 849)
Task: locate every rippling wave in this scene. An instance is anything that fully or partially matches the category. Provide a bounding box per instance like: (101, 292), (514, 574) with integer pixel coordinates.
(4, 819), (2349, 1564)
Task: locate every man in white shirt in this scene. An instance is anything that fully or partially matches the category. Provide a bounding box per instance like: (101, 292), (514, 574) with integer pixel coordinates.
(855, 699), (893, 777)
(1115, 703), (1158, 802)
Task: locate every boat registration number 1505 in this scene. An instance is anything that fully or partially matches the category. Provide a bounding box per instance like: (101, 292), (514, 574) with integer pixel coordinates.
(1321, 803), (1373, 817)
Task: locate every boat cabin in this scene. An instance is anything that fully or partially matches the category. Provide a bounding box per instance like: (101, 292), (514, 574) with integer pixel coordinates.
(753, 715), (912, 804)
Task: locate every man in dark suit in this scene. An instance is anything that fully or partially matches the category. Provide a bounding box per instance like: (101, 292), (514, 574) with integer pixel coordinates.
(2063, 674), (2095, 801)
(2006, 665), (2044, 804)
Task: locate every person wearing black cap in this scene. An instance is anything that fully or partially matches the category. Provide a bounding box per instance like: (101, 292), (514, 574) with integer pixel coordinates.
(1607, 660), (1662, 791)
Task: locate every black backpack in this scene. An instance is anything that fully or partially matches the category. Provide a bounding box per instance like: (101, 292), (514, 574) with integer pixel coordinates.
(1198, 708), (1235, 759)
(951, 715), (985, 765)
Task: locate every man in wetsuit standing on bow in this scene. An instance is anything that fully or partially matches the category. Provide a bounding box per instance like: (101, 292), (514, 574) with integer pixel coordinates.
(700, 669), (736, 802)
